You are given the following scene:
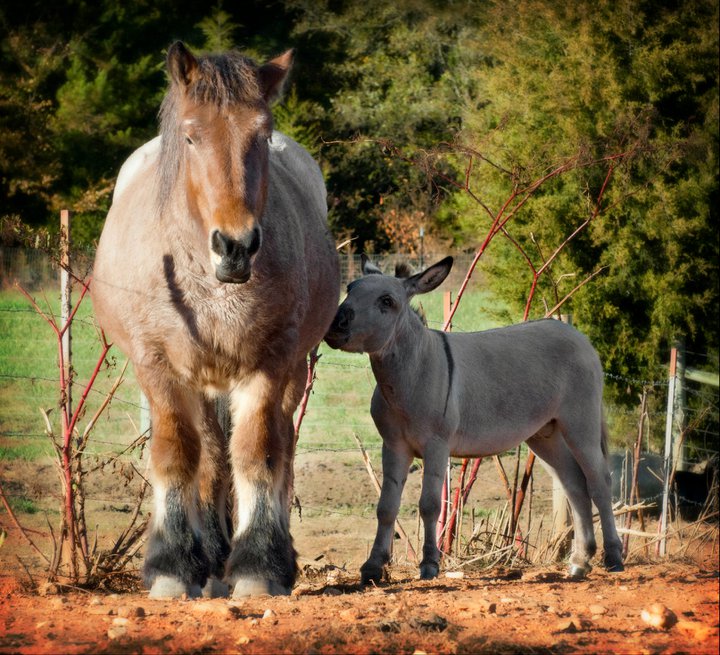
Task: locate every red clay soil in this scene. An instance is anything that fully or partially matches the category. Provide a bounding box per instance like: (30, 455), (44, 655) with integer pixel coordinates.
(1, 560), (718, 654)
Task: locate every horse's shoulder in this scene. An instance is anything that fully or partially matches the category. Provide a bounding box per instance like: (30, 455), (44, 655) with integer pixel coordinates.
(113, 136), (161, 201)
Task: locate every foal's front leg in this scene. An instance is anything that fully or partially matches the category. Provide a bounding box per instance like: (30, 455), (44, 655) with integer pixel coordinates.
(360, 443), (413, 584)
(418, 440), (450, 580)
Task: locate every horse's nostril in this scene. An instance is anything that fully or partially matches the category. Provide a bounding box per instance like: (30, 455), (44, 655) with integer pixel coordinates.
(211, 229), (229, 256)
(245, 227), (261, 256)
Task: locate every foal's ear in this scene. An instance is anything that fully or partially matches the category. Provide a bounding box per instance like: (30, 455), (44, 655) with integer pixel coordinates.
(361, 254), (383, 276)
(404, 256), (453, 297)
(167, 41), (199, 88)
(259, 49), (293, 103)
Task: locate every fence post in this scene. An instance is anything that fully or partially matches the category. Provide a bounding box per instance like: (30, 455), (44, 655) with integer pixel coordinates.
(659, 345), (678, 557)
(673, 339), (687, 472)
(60, 210), (72, 421)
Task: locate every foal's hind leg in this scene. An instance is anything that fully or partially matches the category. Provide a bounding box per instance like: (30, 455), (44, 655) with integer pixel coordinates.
(225, 372), (298, 598)
(561, 419), (624, 572)
(528, 432), (598, 578)
(141, 380), (210, 598)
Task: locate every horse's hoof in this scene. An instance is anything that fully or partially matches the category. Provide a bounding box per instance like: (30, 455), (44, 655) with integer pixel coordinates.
(202, 577), (229, 598)
(605, 560), (625, 573)
(231, 577), (290, 598)
(567, 564), (591, 580)
(419, 562), (439, 580)
(360, 561), (383, 585)
(149, 575), (202, 599)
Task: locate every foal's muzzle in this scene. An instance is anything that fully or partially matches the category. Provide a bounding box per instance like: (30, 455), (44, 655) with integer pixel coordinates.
(324, 305), (354, 349)
(211, 227), (261, 283)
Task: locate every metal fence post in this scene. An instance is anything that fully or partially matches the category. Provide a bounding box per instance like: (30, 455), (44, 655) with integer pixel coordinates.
(659, 345), (678, 557)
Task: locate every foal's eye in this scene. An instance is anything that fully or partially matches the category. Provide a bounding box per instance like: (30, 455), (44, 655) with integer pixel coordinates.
(380, 295), (395, 309)
(184, 134), (194, 146)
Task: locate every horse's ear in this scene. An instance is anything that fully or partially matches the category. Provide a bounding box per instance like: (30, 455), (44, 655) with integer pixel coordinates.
(167, 41), (199, 88)
(361, 254), (383, 276)
(259, 49), (293, 103)
(404, 256), (453, 297)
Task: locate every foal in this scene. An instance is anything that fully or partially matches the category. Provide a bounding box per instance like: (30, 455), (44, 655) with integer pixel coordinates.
(325, 256), (624, 582)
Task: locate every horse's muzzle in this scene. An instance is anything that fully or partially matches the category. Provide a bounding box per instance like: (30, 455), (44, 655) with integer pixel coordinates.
(211, 227), (261, 284)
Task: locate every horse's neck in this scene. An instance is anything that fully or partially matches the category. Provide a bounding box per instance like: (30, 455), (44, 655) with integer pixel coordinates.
(370, 315), (435, 404)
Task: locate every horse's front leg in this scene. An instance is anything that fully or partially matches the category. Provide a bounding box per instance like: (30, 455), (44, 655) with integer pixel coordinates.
(418, 439), (450, 580)
(225, 374), (296, 597)
(141, 383), (209, 599)
(360, 443), (413, 584)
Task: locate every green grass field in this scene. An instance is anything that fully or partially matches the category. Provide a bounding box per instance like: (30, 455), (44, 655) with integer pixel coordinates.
(0, 286), (506, 463)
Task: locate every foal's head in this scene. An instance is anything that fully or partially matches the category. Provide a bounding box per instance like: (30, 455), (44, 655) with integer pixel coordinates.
(325, 256), (453, 354)
(159, 41), (292, 283)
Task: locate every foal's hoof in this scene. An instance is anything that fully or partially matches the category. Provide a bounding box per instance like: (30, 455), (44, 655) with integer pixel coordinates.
(567, 564), (591, 580)
(360, 563), (383, 585)
(419, 562), (439, 580)
(604, 560), (625, 573)
(231, 577), (290, 598)
(149, 575), (202, 599)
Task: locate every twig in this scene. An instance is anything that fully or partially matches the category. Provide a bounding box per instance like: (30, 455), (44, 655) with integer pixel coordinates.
(0, 480), (50, 564)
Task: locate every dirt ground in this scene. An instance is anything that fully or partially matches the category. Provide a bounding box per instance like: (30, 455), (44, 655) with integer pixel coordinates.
(1, 453), (719, 654)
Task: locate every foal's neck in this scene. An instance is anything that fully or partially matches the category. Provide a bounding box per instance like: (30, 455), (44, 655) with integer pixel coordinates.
(369, 311), (434, 399)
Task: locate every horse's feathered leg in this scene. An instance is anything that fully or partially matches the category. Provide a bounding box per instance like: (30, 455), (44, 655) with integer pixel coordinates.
(141, 380), (209, 598)
(225, 373), (297, 597)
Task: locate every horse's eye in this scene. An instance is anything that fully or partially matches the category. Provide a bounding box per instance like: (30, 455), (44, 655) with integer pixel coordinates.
(184, 135), (194, 146)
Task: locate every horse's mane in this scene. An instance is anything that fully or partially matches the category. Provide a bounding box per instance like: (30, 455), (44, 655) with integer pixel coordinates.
(156, 51), (264, 214)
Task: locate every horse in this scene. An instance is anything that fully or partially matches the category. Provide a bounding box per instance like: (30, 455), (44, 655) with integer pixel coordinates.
(91, 41), (340, 599)
(324, 256), (624, 583)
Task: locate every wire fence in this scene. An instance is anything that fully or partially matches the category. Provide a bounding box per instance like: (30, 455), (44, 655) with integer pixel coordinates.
(1, 246), (717, 533)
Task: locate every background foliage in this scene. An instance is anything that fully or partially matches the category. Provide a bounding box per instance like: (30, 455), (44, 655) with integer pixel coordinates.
(1, 0), (717, 400)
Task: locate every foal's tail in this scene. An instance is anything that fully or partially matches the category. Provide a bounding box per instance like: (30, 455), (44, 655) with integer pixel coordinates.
(600, 415), (610, 460)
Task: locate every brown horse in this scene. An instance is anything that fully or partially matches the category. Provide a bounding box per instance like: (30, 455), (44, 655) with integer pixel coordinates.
(92, 42), (340, 598)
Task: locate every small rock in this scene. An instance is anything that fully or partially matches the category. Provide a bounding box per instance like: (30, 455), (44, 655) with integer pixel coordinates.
(38, 582), (59, 597)
(107, 626), (127, 640)
(193, 601), (240, 619)
(88, 596), (103, 606)
(641, 603), (677, 630)
(236, 635), (251, 645)
(88, 606), (113, 616)
(339, 608), (360, 620)
(478, 600), (497, 614)
(445, 571), (464, 579)
(262, 608), (276, 620)
(50, 597), (67, 610)
(409, 614), (448, 632)
(554, 619), (579, 633)
(589, 604), (607, 616)
(117, 605), (146, 619)
(112, 617), (130, 627)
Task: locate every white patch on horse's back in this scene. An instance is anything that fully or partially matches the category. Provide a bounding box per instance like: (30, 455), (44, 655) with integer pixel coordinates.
(268, 131), (287, 152)
(113, 136), (162, 200)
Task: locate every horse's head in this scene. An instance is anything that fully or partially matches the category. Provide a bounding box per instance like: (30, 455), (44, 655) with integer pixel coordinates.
(325, 256), (454, 354)
(161, 41), (292, 283)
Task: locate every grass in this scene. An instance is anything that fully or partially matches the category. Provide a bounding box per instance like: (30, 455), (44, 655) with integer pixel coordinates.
(0, 285), (506, 467)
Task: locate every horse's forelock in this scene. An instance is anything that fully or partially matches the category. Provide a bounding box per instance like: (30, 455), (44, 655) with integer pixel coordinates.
(156, 51), (264, 214)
